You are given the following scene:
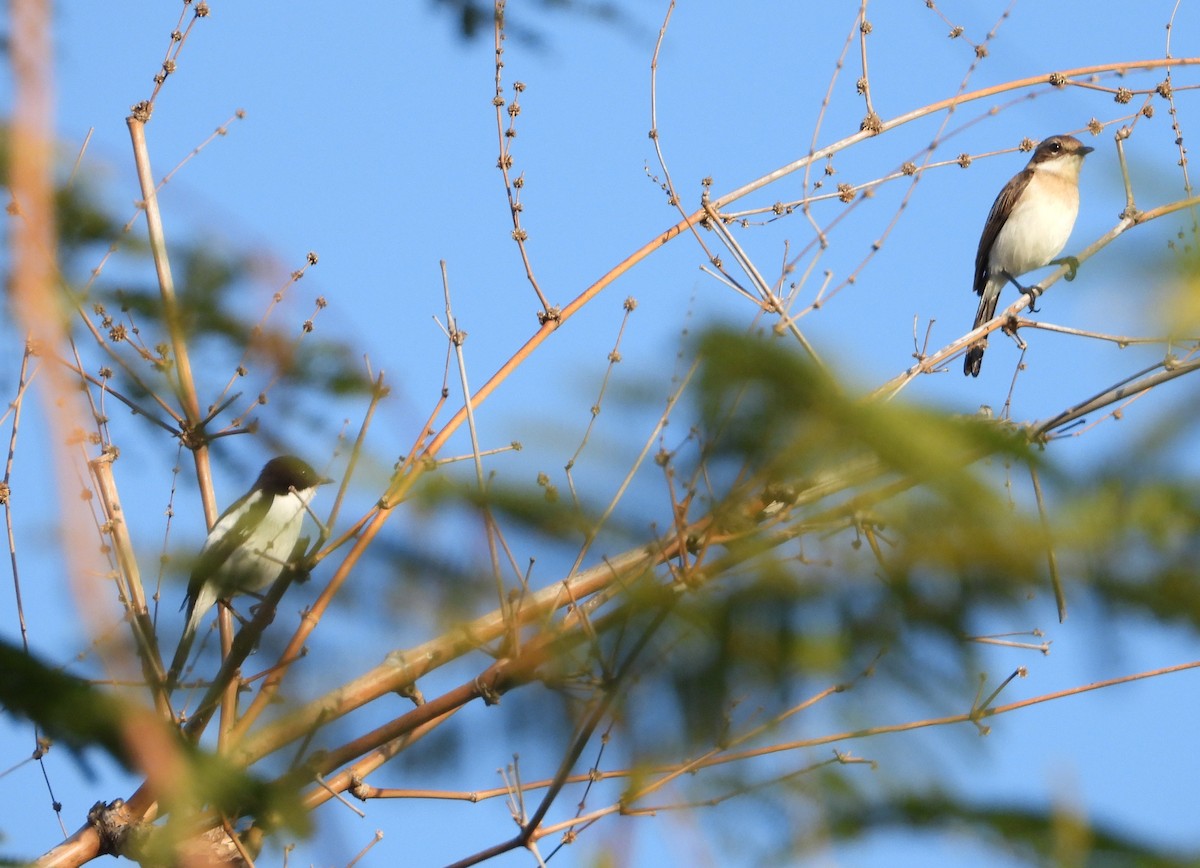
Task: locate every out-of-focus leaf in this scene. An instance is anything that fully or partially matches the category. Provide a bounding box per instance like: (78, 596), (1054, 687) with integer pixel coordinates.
(430, 0), (633, 43)
(694, 327), (1032, 493)
(610, 329), (1067, 743)
(418, 472), (598, 541)
(0, 640), (134, 769)
(57, 183), (134, 256)
(823, 788), (1200, 868)
(0, 642), (307, 835)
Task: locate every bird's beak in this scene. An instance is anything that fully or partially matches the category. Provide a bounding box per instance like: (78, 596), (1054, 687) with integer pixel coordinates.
(1080, 146), (1095, 156)
(319, 475), (335, 486)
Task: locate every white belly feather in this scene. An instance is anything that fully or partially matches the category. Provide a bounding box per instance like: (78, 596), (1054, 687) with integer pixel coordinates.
(204, 488), (311, 596)
(988, 178), (1080, 279)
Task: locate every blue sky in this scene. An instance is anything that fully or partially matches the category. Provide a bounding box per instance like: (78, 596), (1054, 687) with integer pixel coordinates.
(4, 2), (1200, 866)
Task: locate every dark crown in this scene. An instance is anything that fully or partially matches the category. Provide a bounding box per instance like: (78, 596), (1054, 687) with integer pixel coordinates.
(255, 455), (327, 494)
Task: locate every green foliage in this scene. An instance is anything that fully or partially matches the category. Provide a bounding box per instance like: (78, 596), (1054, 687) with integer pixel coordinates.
(0, 641), (307, 834)
(1067, 473), (1200, 626)
(646, 330), (1052, 722)
(0, 640), (136, 768)
(56, 182), (137, 259)
(822, 788), (1200, 867)
(694, 327), (1032, 493)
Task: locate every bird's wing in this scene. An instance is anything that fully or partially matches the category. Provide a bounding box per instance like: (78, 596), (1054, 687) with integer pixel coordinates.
(182, 489), (272, 607)
(170, 492), (269, 687)
(974, 167), (1034, 296)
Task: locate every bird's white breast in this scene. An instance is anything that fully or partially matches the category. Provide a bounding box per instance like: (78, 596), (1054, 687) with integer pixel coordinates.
(206, 487), (312, 595)
(988, 172), (1080, 279)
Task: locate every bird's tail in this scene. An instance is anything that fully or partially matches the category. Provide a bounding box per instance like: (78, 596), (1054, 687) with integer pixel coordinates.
(964, 283), (1001, 377)
(166, 584), (216, 689)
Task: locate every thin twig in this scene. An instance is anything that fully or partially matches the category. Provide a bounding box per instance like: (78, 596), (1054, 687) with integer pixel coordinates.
(492, 4), (552, 316)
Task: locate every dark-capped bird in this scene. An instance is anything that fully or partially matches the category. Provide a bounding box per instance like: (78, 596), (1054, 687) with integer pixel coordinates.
(965, 135), (1093, 377)
(167, 456), (329, 686)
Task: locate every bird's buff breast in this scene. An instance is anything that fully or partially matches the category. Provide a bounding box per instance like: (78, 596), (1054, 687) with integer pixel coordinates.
(988, 180), (1079, 278)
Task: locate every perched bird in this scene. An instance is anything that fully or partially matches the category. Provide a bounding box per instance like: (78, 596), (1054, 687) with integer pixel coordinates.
(167, 456), (330, 686)
(964, 134), (1093, 377)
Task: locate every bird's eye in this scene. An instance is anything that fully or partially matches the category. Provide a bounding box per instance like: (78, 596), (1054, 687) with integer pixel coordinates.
(1050, 142), (1062, 152)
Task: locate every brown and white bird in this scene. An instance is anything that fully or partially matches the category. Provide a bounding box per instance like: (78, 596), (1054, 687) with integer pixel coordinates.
(964, 135), (1093, 377)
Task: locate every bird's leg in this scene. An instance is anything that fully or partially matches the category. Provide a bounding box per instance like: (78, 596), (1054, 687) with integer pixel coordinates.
(1002, 272), (1043, 314)
(1050, 255), (1081, 281)
(225, 597), (260, 625)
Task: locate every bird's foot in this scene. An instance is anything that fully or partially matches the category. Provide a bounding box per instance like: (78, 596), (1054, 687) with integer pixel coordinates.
(1023, 284), (1043, 314)
(1003, 272), (1042, 313)
(243, 596), (270, 623)
(1050, 255), (1081, 281)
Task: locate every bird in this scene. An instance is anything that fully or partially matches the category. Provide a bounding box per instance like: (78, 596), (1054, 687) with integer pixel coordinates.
(167, 455), (330, 687)
(964, 134), (1093, 377)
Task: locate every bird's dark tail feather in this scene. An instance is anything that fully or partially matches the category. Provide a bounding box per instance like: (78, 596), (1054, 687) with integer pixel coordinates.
(964, 287), (1000, 377)
(166, 587), (211, 690)
(166, 620), (194, 691)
